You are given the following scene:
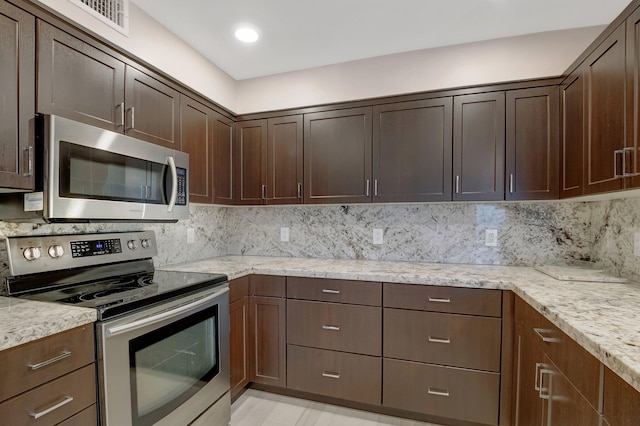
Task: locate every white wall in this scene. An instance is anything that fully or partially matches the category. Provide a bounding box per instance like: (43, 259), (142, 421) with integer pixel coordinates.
(31, 0), (237, 111)
(235, 26), (605, 114)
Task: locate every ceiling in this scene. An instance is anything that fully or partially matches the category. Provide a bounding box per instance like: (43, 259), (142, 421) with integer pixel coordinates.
(131, 0), (631, 80)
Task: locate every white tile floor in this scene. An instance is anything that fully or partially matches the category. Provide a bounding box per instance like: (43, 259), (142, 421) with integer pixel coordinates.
(230, 389), (443, 426)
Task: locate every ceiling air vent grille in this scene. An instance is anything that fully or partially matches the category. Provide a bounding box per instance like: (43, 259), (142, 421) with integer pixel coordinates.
(69, 0), (129, 35)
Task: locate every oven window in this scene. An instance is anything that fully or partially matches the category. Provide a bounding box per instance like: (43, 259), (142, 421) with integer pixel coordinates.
(129, 305), (219, 426)
(59, 141), (168, 204)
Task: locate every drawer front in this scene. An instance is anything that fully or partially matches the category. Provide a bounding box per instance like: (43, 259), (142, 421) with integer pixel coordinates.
(383, 358), (500, 426)
(229, 275), (249, 303)
(383, 283), (502, 317)
(57, 404), (97, 426)
(250, 275), (286, 297)
(0, 325), (95, 402)
(287, 300), (382, 356)
(287, 277), (381, 306)
(515, 297), (600, 408)
(287, 345), (381, 405)
(0, 364), (96, 426)
(384, 308), (502, 372)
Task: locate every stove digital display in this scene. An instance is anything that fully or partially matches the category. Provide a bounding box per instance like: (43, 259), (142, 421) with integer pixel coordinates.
(70, 239), (122, 258)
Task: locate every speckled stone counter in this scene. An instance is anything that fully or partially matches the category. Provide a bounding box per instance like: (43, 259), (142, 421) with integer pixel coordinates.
(0, 297), (96, 351)
(160, 255), (640, 395)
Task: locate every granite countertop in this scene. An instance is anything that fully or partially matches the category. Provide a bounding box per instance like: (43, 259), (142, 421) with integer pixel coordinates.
(0, 297), (96, 351)
(160, 255), (640, 395)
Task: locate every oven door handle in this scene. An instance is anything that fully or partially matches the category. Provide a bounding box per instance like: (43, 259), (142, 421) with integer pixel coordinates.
(166, 156), (178, 213)
(106, 287), (228, 337)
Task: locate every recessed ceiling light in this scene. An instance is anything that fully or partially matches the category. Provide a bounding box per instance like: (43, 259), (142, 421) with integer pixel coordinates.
(233, 24), (260, 43)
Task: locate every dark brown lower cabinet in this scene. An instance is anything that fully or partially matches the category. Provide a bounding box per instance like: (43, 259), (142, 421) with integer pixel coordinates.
(603, 367), (640, 426)
(250, 295), (286, 388)
(230, 295), (249, 400)
(383, 358), (500, 426)
(287, 345), (381, 405)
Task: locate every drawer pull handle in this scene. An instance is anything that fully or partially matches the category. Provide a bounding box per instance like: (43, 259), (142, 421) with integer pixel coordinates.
(28, 351), (71, 370)
(533, 328), (560, 343)
(30, 395), (74, 419)
(534, 362), (545, 391)
(428, 337), (451, 344)
(322, 372), (341, 379)
(428, 387), (450, 397)
(322, 289), (341, 294)
(322, 325), (340, 331)
(428, 297), (451, 303)
(538, 367), (552, 400)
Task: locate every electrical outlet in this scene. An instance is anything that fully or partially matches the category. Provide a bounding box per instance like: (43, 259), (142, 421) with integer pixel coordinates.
(280, 227), (290, 242)
(186, 228), (195, 244)
(373, 229), (384, 245)
(485, 229), (498, 247)
(634, 233), (640, 256)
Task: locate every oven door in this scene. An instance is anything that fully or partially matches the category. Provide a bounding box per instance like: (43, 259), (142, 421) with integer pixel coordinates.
(96, 285), (229, 426)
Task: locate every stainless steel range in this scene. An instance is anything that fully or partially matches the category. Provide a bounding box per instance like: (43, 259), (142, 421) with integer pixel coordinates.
(4, 231), (230, 426)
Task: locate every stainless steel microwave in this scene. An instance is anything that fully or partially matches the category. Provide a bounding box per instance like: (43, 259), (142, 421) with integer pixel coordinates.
(0, 115), (189, 223)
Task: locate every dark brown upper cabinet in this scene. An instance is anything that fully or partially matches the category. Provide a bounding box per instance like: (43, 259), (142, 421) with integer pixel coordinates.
(0, 3), (35, 191)
(38, 21), (180, 149)
(124, 66), (180, 149)
(506, 86), (559, 200)
(627, 8), (640, 189)
(37, 20), (125, 132)
(213, 112), (235, 205)
(584, 23), (626, 194)
(560, 67), (586, 198)
(373, 98), (453, 202)
(267, 116), (304, 205)
(304, 107), (373, 204)
(180, 95), (213, 203)
(235, 120), (268, 205)
(453, 92), (506, 201)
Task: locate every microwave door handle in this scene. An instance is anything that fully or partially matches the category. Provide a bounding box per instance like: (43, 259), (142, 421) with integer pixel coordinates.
(106, 287), (229, 337)
(166, 156), (178, 213)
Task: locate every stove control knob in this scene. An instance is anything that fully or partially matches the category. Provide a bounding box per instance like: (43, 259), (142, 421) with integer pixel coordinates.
(127, 240), (137, 250)
(141, 239), (151, 249)
(23, 246), (41, 261)
(48, 245), (65, 259)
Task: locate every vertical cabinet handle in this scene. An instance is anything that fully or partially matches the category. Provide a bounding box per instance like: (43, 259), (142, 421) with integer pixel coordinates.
(30, 396), (74, 419)
(614, 149), (623, 178)
(623, 147), (636, 177)
(509, 174), (514, 193)
(365, 179), (370, 197)
(23, 146), (33, 177)
(374, 179), (379, 196)
(126, 107), (135, 131)
(261, 185), (267, 200)
(297, 182), (302, 199)
(116, 103), (125, 127)
(538, 367), (552, 400)
(455, 175), (460, 194)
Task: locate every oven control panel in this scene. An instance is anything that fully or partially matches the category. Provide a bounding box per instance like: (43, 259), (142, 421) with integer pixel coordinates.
(5, 231), (158, 276)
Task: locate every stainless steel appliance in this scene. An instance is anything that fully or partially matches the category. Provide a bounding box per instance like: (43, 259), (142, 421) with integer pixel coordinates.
(4, 231), (230, 426)
(0, 115), (189, 223)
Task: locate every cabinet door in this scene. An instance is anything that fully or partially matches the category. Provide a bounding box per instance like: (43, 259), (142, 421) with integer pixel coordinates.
(506, 87), (559, 200)
(180, 95), (213, 203)
(212, 112), (235, 205)
(627, 8), (640, 188)
(373, 98), (453, 202)
(0, 2), (34, 191)
(230, 297), (249, 400)
(267, 116), (303, 204)
(236, 120), (267, 205)
(603, 367), (640, 425)
(584, 23), (626, 194)
(249, 296), (286, 387)
(37, 20), (125, 131)
(304, 107), (372, 204)
(560, 67), (586, 198)
(124, 66), (180, 148)
(514, 320), (546, 426)
(453, 92), (505, 201)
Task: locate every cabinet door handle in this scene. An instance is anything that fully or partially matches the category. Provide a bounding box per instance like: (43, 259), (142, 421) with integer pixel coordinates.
(365, 179), (370, 197)
(623, 147), (636, 177)
(23, 146), (33, 177)
(534, 362), (545, 391)
(455, 175), (460, 194)
(322, 371), (340, 379)
(533, 328), (560, 343)
(322, 289), (340, 294)
(427, 387), (450, 397)
(126, 106), (135, 131)
(538, 367), (552, 400)
(297, 182), (302, 199)
(374, 179), (379, 196)
(28, 350), (72, 370)
(428, 337), (451, 344)
(116, 102), (125, 127)
(614, 149), (623, 178)
(261, 184), (267, 200)
(509, 174), (514, 193)
(322, 325), (340, 331)
(428, 297), (451, 303)
(30, 395), (74, 419)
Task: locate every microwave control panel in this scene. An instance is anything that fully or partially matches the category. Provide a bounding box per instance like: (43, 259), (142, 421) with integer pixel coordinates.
(176, 167), (187, 206)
